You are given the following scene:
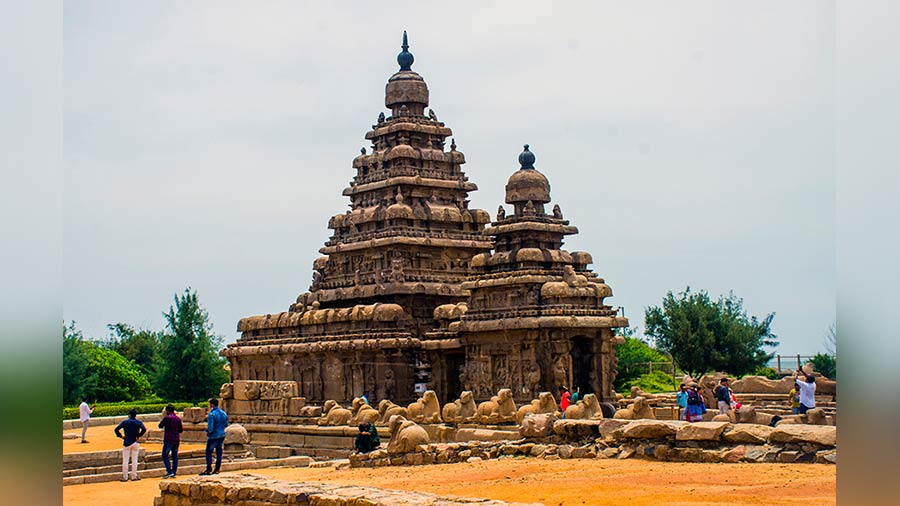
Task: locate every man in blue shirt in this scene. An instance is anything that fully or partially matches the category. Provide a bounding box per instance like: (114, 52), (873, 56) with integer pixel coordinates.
(114, 409), (147, 482)
(200, 398), (228, 475)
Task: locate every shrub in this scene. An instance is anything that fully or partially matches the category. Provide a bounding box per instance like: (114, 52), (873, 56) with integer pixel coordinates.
(615, 336), (670, 391)
(809, 353), (836, 380)
(63, 401), (196, 420)
(621, 370), (680, 394)
(749, 366), (780, 380)
(84, 345), (154, 402)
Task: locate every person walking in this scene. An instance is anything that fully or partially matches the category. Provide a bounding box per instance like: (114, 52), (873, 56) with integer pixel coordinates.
(714, 378), (732, 416)
(200, 398), (228, 476)
(788, 381), (801, 415)
(675, 384), (688, 420)
(795, 367), (817, 414)
(158, 404), (183, 478)
(114, 409), (146, 482)
(78, 397), (94, 444)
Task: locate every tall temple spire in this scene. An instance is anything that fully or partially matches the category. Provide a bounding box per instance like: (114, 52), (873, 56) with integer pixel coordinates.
(397, 30), (414, 71)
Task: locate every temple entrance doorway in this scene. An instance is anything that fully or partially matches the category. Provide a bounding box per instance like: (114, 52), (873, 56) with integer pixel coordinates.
(571, 336), (593, 395)
(444, 352), (465, 403)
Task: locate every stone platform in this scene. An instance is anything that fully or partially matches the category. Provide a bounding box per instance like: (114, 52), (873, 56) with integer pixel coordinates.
(153, 474), (542, 506)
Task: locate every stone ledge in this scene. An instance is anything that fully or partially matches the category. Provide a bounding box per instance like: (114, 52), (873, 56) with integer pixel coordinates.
(154, 473), (542, 506)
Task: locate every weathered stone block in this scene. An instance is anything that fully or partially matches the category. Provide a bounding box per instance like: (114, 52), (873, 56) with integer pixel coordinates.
(769, 425), (836, 447)
(621, 420), (679, 439)
(675, 421), (729, 441)
(722, 423), (774, 444)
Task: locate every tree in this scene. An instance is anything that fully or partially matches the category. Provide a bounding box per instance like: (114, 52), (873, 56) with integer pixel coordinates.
(809, 353), (836, 380)
(84, 345), (154, 402)
(644, 287), (778, 379)
(155, 288), (229, 401)
(102, 323), (162, 379)
(63, 321), (96, 405)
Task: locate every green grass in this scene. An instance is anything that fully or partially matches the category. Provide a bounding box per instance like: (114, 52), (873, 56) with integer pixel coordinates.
(621, 370), (680, 393)
(63, 400), (199, 420)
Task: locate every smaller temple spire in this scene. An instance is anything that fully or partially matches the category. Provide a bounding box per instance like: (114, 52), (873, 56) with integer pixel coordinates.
(518, 144), (536, 170)
(397, 30), (414, 71)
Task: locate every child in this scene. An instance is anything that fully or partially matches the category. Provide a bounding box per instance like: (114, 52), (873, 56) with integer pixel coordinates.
(789, 382), (801, 415)
(685, 384), (707, 422)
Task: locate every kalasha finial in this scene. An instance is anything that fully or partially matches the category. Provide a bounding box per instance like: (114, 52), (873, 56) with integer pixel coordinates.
(518, 144), (536, 169)
(397, 30), (414, 71)
(450, 138), (457, 151)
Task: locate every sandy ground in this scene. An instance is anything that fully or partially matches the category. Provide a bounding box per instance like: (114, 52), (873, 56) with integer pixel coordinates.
(63, 457), (836, 506)
(64, 424), (205, 454)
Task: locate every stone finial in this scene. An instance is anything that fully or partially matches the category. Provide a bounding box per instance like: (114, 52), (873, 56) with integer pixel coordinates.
(552, 204), (563, 219)
(360, 147), (366, 155)
(496, 205), (506, 221)
(397, 30), (414, 71)
(428, 108), (437, 121)
(450, 138), (457, 151)
(518, 144), (536, 170)
(378, 112), (385, 124)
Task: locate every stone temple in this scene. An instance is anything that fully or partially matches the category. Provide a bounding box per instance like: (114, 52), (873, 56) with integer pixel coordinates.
(221, 32), (628, 417)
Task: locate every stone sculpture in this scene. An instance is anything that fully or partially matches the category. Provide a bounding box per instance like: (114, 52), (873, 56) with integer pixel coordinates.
(563, 393), (604, 420)
(350, 397), (380, 425)
(406, 390), (442, 424)
(386, 415), (429, 454)
(441, 390), (478, 423)
(613, 396), (655, 420)
(318, 400), (352, 426)
(630, 385), (657, 400)
(476, 388), (517, 424)
(516, 391), (559, 424)
(379, 401), (409, 425)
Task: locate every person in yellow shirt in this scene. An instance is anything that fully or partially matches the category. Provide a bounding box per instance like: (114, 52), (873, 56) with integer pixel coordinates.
(788, 381), (801, 415)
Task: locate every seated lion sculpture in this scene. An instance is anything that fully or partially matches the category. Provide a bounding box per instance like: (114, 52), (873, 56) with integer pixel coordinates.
(613, 396), (656, 420)
(317, 399), (352, 426)
(476, 388), (517, 424)
(406, 390), (442, 424)
(516, 391), (559, 424)
(563, 393), (604, 420)
(442, 390), (478, 423)
(734, 405), (778, 426)
(386, 415), (429, 454)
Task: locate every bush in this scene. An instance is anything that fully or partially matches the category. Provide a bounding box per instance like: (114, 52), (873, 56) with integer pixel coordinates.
(809, 353), (836, 380)
(84, 345), (155, 402)
(748, 366), (780, 379)
(63, 401), (197, 420)
(615, 336), (670, 391)
(621, 370), (680, 394)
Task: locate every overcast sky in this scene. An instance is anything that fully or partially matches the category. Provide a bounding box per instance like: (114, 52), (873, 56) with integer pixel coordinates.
(63, 1), (834, 355)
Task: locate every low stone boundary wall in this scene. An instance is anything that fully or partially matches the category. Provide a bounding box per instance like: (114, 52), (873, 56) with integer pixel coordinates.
(153, 474), (541, 506)
(349, 419), (836, 468)
(63, 413), (164, 430)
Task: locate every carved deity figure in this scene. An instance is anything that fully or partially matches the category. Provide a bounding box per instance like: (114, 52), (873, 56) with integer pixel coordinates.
(523, 200), (536, 216)
(389, 257), (405, 283)
(552, 204), (563, 219)
(553, 356), (568, 389)
(383, 369), (396, 400)
(496, 205), (506, 221)
(524, 362), (541, 398)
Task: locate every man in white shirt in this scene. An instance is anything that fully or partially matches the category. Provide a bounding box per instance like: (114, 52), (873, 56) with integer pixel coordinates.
(795, 367), (818, 414)
(79, 397), (94, 443)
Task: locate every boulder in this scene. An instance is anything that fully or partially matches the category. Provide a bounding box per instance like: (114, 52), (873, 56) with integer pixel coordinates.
(769, 425), (836, 447)
(721, 445), (746, 463)
(520, 413), (558, 438)
(722, 424), (774, 444)
(621, 420), (680, 439)
(552, 419), (607, 438)
(224, 423), (250, 445)
(675, 421), (729, 442)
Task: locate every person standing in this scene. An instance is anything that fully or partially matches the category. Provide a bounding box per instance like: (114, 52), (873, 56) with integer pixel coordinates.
(795, 367), (818, 414)
(558, 386), (572, 415)
(200, 398), (228, 476)
(685, 383), (707, 422)
(114, 409), (146, 482)
(675, 384), (688, 420)
(158, 404), (183, 478)
(788, 381), (801, 415)
(714, 378), (732, 416)
(78, 397), (94, 444)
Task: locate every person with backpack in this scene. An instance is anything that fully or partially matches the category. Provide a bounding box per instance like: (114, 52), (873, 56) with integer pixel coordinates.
(714, 378), (733, 416)
(684, 383), (707, 422)
(354, 422), (380, 453)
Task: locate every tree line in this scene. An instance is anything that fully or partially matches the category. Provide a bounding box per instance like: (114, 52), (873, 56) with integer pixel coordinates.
(62, 288), (229, 405)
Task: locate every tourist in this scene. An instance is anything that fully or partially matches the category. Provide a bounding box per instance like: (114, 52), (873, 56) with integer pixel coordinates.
(114, 409), (146, 482)
(789, 381), (801, 415)
(200, 398), (228, 476)
(570, 386), (581, 404)
(158, 404), (183, 478)
(558, 386), (572, 415)
(685, 384), (706, 422)
(794, 367), (817, 414)
(714, 378), (732, 416)
(354, 422), (380, 453)
(78, 396), (94, 444)
(675, 384), (688, 420)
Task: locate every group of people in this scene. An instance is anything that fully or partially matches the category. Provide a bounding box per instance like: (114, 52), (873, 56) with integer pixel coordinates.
(676, 377), (742, 422)
(77, 397), (229, 482)
(558, 385), (582, 415)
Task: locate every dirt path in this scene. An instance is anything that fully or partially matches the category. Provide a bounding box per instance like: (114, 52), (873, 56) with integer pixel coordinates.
(63, 458), (835, 506)
(64, 424), (205, 454)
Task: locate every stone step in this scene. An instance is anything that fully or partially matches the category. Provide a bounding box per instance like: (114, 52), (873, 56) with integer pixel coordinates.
(62, 455), (313, 486)
(309, 458), (350, 469)
(63, 456), (213, 478)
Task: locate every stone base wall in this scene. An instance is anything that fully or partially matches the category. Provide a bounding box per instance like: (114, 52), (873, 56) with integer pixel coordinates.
(154, 474), (541, 506)
(349, 419), (836, 468)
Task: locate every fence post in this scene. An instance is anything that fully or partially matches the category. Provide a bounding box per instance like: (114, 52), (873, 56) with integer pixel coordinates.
(649, 362), (653, 374)
(776, 355), (781, 372)
(797, 354), (801, 370)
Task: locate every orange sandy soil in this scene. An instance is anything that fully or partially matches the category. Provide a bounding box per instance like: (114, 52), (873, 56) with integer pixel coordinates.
(64, 424), (205, 454)
(63, 458), (836, 506)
